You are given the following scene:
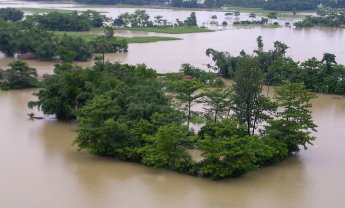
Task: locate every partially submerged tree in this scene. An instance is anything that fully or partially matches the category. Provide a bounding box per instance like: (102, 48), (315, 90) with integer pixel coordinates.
(266, 82), (317, 153)
(1, 60), (38, 89)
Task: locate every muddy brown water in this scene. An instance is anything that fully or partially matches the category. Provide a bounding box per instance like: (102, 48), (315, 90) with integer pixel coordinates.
(1, 1), (345, 207)
(1, 90), (345, 208)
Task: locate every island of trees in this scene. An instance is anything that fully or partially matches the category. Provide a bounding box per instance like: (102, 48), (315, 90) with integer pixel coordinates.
(26, 59), (317, 179)
(294, 8), (345, 27)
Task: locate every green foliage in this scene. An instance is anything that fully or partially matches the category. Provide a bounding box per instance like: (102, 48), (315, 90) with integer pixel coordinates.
(267, 12), (278, 19)
(199, 134), (273, 179)
(91, 36), (128, 54)
(207, 38), (345, 96)
(0, 21), (122, 62)
(27, 47), (320, 180)
(0, 8), (24, 22)
(30, 11), (91, 31)
(171, 0), (199, 8)
(266, 82), (317, 153)
(82, 10), (108, 28)
(28, 63), (100, 119)
(200, 89), (232, 123)
(169, 78), (204, 128)
(198, 118), (247, 140)
(74, 95), (130, 157)
(140, 123), (194, 172)
(294, 10), (345, 28)
(222, 0), (323, 11)
(184, 12), (198, 27)
(179, 64), (224, 87)
(0, 60), (39, 89)
(57, 35), (93, 62)
(112, 10), (150, 28)
(232, 58), (277, 134)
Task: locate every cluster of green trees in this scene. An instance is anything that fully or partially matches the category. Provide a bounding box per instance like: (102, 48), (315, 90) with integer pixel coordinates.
(0, 60), (39, 90)
(28, 10), (108, 31)
(113, 10), (198, 28)
(233, 17), (271, 25)
(206, 37), (345, 95)
(294, 8), (345, 27)
(171, 0), (199, 8)
(29, 61), (317, 179)
(0, 8), (24, 22)
(0, 19), (127, 61)
(75, 0), (149, 5)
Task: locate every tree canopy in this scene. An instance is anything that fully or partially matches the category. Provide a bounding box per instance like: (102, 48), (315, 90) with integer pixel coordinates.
(29, 61), (318, 180)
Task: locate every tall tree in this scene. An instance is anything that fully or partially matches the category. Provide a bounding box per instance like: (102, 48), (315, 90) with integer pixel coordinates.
(3, 60), (38, 89)
(170, 78), (203, 128)
(266, 82), (317, 153)
(184, 12), (197, 26)
(201, 88), (231, 123)
(232, 57), (276, 135)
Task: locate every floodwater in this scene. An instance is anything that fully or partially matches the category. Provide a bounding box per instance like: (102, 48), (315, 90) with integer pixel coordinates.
(1, 90), (345, 208)
(1, 1), (345, 208)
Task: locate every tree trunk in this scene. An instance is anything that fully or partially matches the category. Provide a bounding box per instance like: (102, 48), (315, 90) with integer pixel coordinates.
(102, 52), (105, 64)
(187, 99), (191, 129)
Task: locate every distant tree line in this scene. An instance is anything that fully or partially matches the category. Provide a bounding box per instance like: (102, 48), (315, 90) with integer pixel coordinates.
(23, 0), (345, 10)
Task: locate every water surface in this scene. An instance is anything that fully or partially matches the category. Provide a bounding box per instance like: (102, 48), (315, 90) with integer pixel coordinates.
(1, 1), (345, 207)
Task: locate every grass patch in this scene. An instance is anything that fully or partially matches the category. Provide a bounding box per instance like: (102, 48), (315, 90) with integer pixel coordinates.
(53, 31), (181, 43)
(118, 27), (213, 34)
(119, 36), (181, 43)
(18, 8), (76, 13)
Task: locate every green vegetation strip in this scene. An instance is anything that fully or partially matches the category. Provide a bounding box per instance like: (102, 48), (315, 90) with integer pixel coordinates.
(53, 31), (181, 43)
(120, 36), (181, 43)
(118, 27), (213, 34)
(17, 8), (108, 14)
(17, 8), (75, 13)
